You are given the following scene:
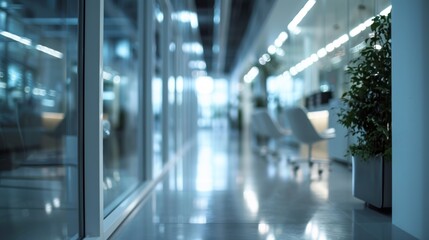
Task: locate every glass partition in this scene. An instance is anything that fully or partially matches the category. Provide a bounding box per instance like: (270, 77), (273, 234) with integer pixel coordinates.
(103, 0), (141, 215)
(0, 0), (79, 238)
(261, 0), (391, 111)
(153, 0), (164, 175)
(168, 22), (177, 162)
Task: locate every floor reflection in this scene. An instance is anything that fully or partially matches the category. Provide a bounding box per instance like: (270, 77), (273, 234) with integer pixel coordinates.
(0, 146), (79, 239)
(111, 127), (417, 240)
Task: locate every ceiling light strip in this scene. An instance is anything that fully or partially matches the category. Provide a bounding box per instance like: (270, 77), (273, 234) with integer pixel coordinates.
(0, 31), (32, 46)
(287, 0), (317, 34)
(244, 66), (259, 83)
(36, 44), (63, 59)
(259, 0), (316, 69)
(285, 5), (391, 77)
(0, 30), (63, 59)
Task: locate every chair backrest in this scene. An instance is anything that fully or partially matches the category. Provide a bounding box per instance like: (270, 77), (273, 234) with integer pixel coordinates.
(251, 110), (266, 136)
(251, 109), (284, 138)
(285, 107), (321, 144)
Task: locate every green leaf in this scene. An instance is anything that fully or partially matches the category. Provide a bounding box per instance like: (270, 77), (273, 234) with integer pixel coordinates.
(337, 12), (391, 160)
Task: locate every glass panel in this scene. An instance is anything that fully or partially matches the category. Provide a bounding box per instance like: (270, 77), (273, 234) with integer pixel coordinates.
(0, 0), (79, 239)
(168, 27), (177, 160)
(153, 0), (164, 175)
(103, 0), (141, 215)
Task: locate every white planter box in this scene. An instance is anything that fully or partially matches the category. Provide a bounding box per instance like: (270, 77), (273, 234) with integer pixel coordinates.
(352, 155), (392, 208)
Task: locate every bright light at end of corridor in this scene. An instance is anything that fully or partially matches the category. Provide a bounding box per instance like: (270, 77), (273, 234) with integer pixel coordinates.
(196, 76), (214, 94)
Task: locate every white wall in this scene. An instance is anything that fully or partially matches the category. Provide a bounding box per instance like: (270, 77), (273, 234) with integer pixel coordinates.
(392, 0), (429, 239)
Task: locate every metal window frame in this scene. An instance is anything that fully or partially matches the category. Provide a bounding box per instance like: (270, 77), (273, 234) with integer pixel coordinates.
(81, 0), (104, 238)
(161, 0), (171, 165)
(143, 0), (155, 181)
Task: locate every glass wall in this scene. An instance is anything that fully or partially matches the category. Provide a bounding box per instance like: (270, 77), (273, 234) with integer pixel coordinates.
(168, 26), (178, 160)
(103, 0), (141, 215)
(0, 0), (79, 239)
(152, 0), (164, 175)
(241, 0), (391, 163)
(0, 0), (200, 238)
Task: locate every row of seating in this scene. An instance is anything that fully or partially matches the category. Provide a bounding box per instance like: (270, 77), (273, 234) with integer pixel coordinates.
(251, 107), (335, 175)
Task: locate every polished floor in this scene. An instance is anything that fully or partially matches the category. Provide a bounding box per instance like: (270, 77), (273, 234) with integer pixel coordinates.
(110, 127), (416, 240)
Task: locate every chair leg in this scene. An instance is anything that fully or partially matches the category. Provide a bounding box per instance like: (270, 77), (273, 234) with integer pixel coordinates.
(308, 144), (313, 168)
(318, 162), (323, 176)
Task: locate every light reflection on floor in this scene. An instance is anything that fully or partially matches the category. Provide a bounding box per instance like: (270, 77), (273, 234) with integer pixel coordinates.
(111, 127), (417, 240)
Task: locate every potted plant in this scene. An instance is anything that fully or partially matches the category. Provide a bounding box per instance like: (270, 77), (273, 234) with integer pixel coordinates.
(338, 12), (391, 208)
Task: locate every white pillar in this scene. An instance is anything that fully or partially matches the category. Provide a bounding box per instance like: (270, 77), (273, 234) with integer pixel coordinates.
(392, 0), (429, 239)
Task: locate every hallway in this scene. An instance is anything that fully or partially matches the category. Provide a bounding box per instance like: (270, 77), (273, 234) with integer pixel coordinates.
(110, 127), (414, 240)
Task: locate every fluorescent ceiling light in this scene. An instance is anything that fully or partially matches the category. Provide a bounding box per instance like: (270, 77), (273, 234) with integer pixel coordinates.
(283, 71), (291, 77)
(274, 31), (288, 47)
(173, 11), (198, 29)
(262, 54), (271, 62)
(1, 31), (64, 59)
(267, 45), (277, 55)
(325, 43), (334, 52)
(182, 42), (204, 55)
(317, 48), (327, 58)
(289, 67), (298, 76)
(276, 48), (285, 56)
(332, 34), (349, 48)
(287, 0), (316, 35)
(259, 53), (271, 65)
(0, 31), (32, 46)
(286, 5), (391, 78)
(364, 18), (373, 28)
(310, 54), (319, 63)
(380, 5), (392, 16)
(244, 66), (259, 83)
(36, 44), (63, 59)
(188, 60), (206, 69)
(349, 5), (391, 38)
(349, 23), (366, 37)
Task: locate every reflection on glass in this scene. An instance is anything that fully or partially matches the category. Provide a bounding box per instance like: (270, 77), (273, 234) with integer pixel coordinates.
(188, 215), (207, 224)
(153, 0), (164, 170)
(103, 0), (140, 214)
(0, 0), (79, 238)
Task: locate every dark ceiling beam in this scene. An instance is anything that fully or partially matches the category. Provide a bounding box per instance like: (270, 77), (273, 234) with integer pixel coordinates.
(198, 15), (214, 24)
(211, 0), (231, 76)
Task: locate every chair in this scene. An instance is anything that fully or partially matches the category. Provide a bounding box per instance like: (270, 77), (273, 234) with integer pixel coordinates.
(285, 107), (335, 175)
(251, 109), (290, 156)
